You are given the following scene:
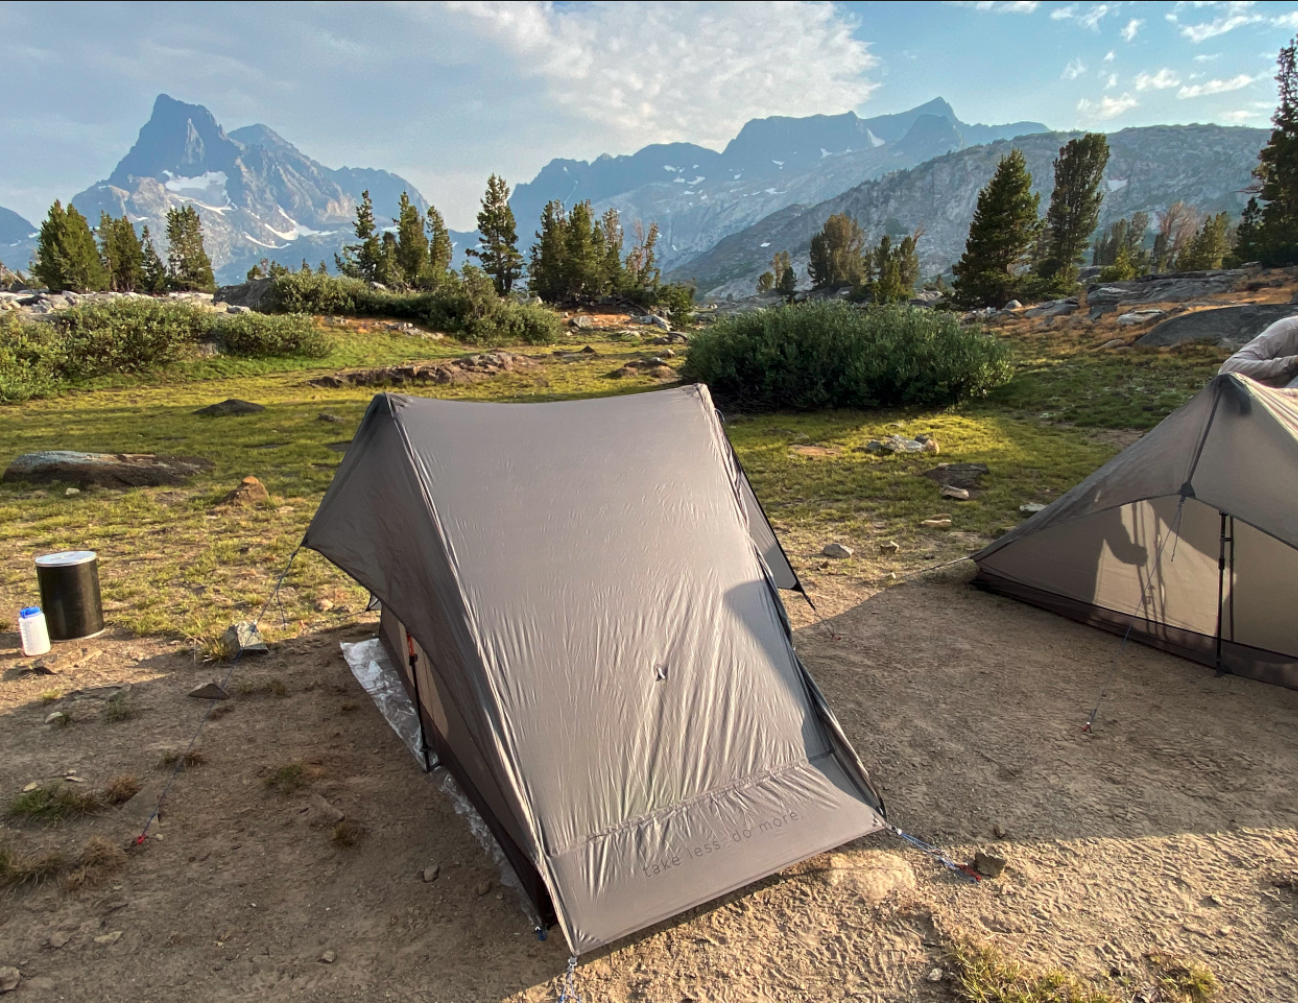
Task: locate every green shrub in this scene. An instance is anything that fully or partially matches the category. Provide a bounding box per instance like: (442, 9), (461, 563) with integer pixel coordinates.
(269, 271), (432, 319)
(681, 301), (1012, 411)
(0, 315), (62, 403)
(55, 298), (206, 379)
(212, 312), (331, 358)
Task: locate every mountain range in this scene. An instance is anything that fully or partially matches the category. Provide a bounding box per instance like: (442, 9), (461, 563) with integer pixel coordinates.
(672, 123), (1269, 297)
(0, 94), (1270, 291)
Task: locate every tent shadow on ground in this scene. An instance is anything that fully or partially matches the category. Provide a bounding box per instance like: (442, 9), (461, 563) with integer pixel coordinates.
(794, 563), (1298, 848)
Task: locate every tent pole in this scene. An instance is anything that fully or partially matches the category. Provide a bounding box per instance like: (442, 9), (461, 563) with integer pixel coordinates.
(1214, 511), (1231, 677)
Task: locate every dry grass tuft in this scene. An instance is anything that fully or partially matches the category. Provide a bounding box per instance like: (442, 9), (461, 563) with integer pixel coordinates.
(0, 840), (65, 888)
(38, 689), (62, 704)
(234, 677), (289, 699)
(6, 783), (103, 824)
(103, 691), (135, 723)
(104, 774), (142, 805)
(331, 820), (364, 848)
(62, 836), (127, 892)
(157, 749), (206, 770)
(1148, 953), (1220, 1003)
(338, 700), (358, 714)
(263, 762), (313, 796)
(208, 702), (235, 720)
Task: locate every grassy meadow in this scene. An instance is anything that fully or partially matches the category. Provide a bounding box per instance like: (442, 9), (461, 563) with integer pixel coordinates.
(0, 311), (1227, 650)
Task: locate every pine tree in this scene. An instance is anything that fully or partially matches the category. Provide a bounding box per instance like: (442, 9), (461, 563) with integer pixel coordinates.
(394, 192), (428, 288)
(808, 213), (866, 289)
(1175, 212), (1232, 271)
(425, 205), (454, 285)
(624, 221), (660, 292)
(1038, 133), (1110, 288)
(165, 205), (215, 292)
(140, 226), (167, 293)
(865, 231), (922, 302)
(952, 149), (1041, 307)
(99, 214), (144, 292)
(528, 200), (569, 303)
(756, 271), (775, 293)
(32, 201), (107, 292)
(1152, 202), (1201, 272)
(377, 232), (401, 287)
(1234, 36), (1298, 265)
(600, 208), (624, 293)
(771, 251), (797, 298)
(563, 201), (603, 300)
(467, 174), (523, 295)
(337, 190), (383, 282)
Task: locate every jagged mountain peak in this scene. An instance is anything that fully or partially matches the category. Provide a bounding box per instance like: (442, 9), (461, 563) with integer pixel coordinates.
(108, 94), (242, 186)
(228, 123), (300, 156)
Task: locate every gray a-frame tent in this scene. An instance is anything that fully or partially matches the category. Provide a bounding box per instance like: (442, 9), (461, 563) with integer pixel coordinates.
(974, 374), (1298, 689)
(304, 386), (885, 955)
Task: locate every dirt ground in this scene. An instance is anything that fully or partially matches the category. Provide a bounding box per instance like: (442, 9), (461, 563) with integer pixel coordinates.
(2, 565), (1297, 1002)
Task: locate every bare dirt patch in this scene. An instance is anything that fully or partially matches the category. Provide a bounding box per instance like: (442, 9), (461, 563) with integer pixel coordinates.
(1, 568), (1295, 1000)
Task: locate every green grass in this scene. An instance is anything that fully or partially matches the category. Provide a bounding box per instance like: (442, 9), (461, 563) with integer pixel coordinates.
(102, 691), (135, 722)
(263, 762), (313, 796)
(6, 783), (104, 824)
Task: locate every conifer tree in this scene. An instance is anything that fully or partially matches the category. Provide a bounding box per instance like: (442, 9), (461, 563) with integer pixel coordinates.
(600, 208), (624, 293)
(165, 205), (215, 292)
(563, 201), (602, 299)
(32, 201), (107, 292)
(865, 231), (922, 302)
(337, 190), (383, 282)
(140, 226), (167, 292)
(1038, 133), (1110, 288)
(426, 205), (454, 285)
(624, 221), (660, 292)
(1234, 36), (1298, 265)
(952, 149), (1041, 307)
(528, 200), (569, 302)
(1152, 202), (1201, 272)
(394, 192), (428, 288)
(377, 232), (401, 287)
(99, 213), (144, 292)
(1175, 212), (1232, 271)
(756, 271), (775, 293)
(771, 251), (797, 298)
(808, 213), (866, 289)
(467, 174), (523, 295)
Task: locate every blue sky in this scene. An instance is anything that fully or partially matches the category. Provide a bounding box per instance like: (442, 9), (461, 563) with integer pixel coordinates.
(1, 1), (1295, 230)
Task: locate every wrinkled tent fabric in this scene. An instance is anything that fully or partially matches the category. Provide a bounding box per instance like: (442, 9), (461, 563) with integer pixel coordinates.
(973, 374), (1298, 689)
(303, 386), (885, 955)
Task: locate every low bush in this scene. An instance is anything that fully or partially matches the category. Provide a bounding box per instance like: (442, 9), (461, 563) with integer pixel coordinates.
(0, 315), (63, 403)
(268, 268), (562, 347)
(681, 301), (1012, 411)
(57, 298), (206, 379)
(213, 312), (331, 358)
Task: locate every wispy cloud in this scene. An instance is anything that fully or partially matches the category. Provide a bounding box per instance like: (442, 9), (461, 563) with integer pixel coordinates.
(1134, 68), (1182, 90)
(1103, 50), (1115, 62)
(1178, 73), (1257, 97)
(1221, 108), (1262, 122)
(1194, 53), (1221, 62)
(1104, 72), (1119, 88)
(1274, 11), (1298, 28)
(944, 1), (1040, 11)
(1051, 3), (1111, 29)
(1121, 17), (1144, 41)
(1050, 3), (1077, 19)
(1063, 57), (1087, 79)
(1077, 92), (1138, 120)
(1176, 2), (1265, 43)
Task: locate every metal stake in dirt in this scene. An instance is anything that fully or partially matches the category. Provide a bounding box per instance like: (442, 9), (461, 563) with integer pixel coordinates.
(557, 955), (583, 1003)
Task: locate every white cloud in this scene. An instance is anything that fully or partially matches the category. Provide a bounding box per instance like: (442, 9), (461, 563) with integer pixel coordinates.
(1274, 11), (1298, 28)
(1063, 57), (1087, 79)
(1135, 68), (1182, 90)
(1051, 3), (1077, 20)
(1077, 92), (1139, 120)
(1221, 108), (1262, 122)
(1194, 53), (1221, 62)
(1104, 72), (1119, 88)
(1177, 3), (1265, 43)
(1078, 4), (1111, 30)
(1178, 73), (1257, 97)
(1121, 17), (1144, 41)
(1103, 50), (1116, 62)
(945, 0), (1041, 10)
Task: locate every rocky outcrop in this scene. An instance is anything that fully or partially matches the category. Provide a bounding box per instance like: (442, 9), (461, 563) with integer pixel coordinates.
(1136, 304), (1298, 349)
(213, 278), (277, 312)
(3, 451), (214, 488)
(0, 289), (216, 318)
(1085, 270), (1244, 315)
(306, 352), (537, 389)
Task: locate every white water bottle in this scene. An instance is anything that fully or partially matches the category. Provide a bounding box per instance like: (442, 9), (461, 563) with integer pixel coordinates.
(19, 606), (51, 657)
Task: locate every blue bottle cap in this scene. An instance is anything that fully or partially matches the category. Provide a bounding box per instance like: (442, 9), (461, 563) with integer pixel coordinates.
(20, 606), (41, 618)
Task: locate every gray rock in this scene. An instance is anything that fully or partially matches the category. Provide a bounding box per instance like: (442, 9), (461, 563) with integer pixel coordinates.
(319, 950), (337, 964)
(940, 485), (971, 501)
(921, 463), (988, 491)
(649, 315), (671, 331)
(1116, 309), (1165, 326)
(222, 621), (268, 656)
(3, 451), (214, 489)
(1024, 298), (1078, 318)
(93, 931), (123, 945)
(1136, 303), (1298, 349)
(973, 850), (1007, 878)
(188, 681), (230, 700)
(1020, 502), (1047, 514)
(224, 304), (253, 314)
(878, 540), (900, 553)
(421, 864), (440, 883)
(926, 968), (944, 983)
(475, 880), (492, 896)
(194, 399), (265, 417)
(1087, 270), (1241, 315)
(1291, 289), (1298, 305)
(47, 931), (70, 949)
(317, 413), (344, 424)
(43, 712), (67, 726)
(1003, 299), (1022, 310)
(822, 543), (854, 559)
(0, 966), (20, 992)
(314, 599), (334, 612)
(569, 315), (597, 329)
(1100, 338), (1127, 349)
(861, 440), (885, 455)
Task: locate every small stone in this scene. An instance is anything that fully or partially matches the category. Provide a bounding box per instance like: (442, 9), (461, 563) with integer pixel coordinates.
(475, 880), (492, 897)
(926, 968), (944, 982)
(973, 850), (1007, 878)
(1019, 502), (1047, 514)
(47, 931), (70, 949)
(188, 681), (230, 700)
(992, 821), (1007, 839)
(314, 599), (334, 612)
(64, 487), (80, 497)
(319, 950), (336, 964)
(1004, 300), (1022, 310)
(940, 485), (970, 501)
(822, 543), (854, 559)
(317, 413), (344, 424)
(219, 475), (270, 507)
(920, 518), (951, 528)
(64, 775), (85, 784)
(43, 712), (66, 726)
(1101, 338), (1127, 349)
(861, 440), (885, 455)
(878, 540), (900, 553)
(222, 622), (268, 656)
(94, 930), (123, 945)
(22, 782), (39, 792)
(0, 967), (18, 993)
(309, 794), (345, 826)
(421, 864), (440, 883)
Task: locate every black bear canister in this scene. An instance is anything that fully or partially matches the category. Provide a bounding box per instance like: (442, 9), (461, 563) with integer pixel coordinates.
(34, 551), (104, 641)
